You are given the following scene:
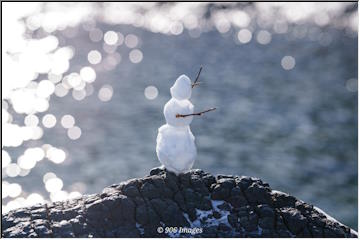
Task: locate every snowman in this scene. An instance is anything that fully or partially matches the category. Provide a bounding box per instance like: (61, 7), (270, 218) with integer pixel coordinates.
(156, 67), (216, 175)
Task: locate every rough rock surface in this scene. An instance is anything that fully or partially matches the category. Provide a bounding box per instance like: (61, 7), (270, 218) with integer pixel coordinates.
(2, 168), (357, 238)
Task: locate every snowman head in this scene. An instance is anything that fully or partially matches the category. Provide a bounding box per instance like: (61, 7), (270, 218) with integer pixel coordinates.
(170, 74), (192, 100)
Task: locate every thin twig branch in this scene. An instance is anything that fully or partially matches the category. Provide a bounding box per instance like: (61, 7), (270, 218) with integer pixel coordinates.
(192, 66), (203, 88)
(176, 107), (216, 118)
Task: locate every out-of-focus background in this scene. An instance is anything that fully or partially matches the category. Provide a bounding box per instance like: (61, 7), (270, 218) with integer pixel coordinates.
(2, 2), (358, 229)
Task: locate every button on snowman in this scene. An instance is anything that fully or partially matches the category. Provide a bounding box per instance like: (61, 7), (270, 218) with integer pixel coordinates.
(156, 67), (216, 175)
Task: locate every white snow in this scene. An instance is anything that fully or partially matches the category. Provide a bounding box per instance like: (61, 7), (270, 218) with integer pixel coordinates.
(170, 74), (192, 100)
(156, 74), (197, 175)
(163, 98), (194, 127)
(136, 223), (145, 235)
(156, 124), (196, 175)
(181, 200), (241, 236)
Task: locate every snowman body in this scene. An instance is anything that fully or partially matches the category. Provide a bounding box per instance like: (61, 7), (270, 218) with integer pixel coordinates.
(156, 75), (197, 174)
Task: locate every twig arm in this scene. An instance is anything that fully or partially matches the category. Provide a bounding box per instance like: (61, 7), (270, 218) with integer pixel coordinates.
(176, 107), (216, 118)
(192, 66), (203, 88)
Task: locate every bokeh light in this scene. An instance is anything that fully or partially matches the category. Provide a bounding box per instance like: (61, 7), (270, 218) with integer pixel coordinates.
(42, 114), (57, 128)
(88, 50), (102, 64)
(104, 31), (119, 45)
(89, 28), (103, 42)
(346, 78), (357, 92)
(98, 85), (113, 102)
(2, 150), (12, 168)
(80, 66), (96, 83)
(8, 184), (22, 198)
(17, 154), (37, 170)
(47, 147), (66, 164)
(61, 115), (75, 129)
(24, 114), (39, 126)
(54, 83), (69, 97)
(43, 172), (57, 183)
(237, 29), (252, 44)
(67, 126), (82, 140)
(281, 56), (296, 70)
(5, 164), (21, 177)
(256, 30), (272, 45)
(129, 49), (143, 63)
(45, 177), (63, 193)
(144, 86), (159, 100)
(26, 193), (44, 205)
(36, 80), (55, 98)
(72, 89), (86, 101)
(125, 34), (139, 48)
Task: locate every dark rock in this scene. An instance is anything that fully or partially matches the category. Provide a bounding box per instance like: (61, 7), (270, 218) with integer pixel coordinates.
(217, 202), (231, 211)
(227, 213), (238, 227)
(179, 172), (191, 187)
(201, 197), (212, 210)
(150, 167), (164, 176)
(202, 226), (218, 237)
(163, 171), (179, 192)
(146, 207), (160, 226)
(191, 177), (210, 195)
(256, 204), (275, 218)
(271, 191), (297, 208)
(202, 174), (216, 188)
(213, 211), (221, 219)
(140, 181), (159, 199)
(1, 169), (357, 238)
(136, 205), (148, 225)
(216, 174), (234, 179)
(218, 223), (231, 231)
(280, 207), (307, 234)
(218, 177), (236, 189)
(211, 184), (231, 200)
(122, 185), (140, 198)
(244, 182), (272, 205)
(236, 176), (253, 190)
(228, 195), (248, 208)
(259, 216), (274, 229)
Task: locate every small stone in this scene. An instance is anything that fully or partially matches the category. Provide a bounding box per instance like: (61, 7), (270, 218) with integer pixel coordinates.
(244, 182), (272, 205)
(211, 184), (230, 200)
(150, 167), (164, 176)
(237, 176), (253, 190)
(228, 195), (248, 208)
(213, 211), (221, 219)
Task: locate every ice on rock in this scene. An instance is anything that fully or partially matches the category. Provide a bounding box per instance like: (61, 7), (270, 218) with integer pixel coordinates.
(170, 74), (192, 100)
(156, 124), (197, 174)
(164, 98), (194, 127)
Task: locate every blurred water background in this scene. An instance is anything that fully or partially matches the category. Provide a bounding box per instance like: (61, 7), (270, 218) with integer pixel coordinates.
(2, 2), (358, 229)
